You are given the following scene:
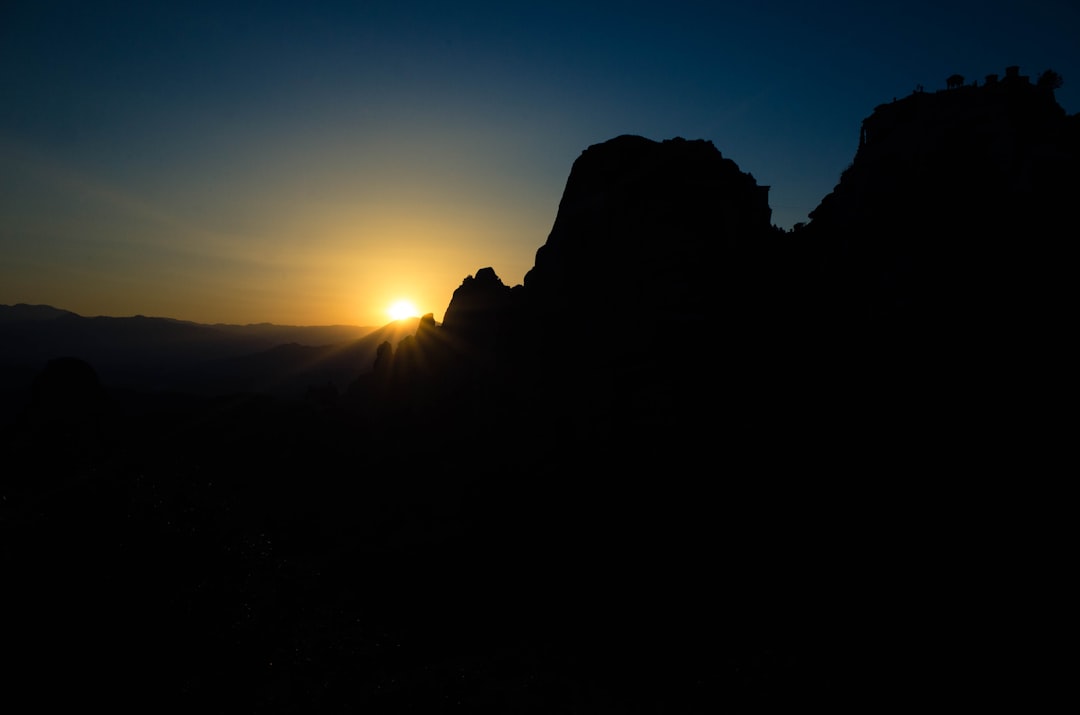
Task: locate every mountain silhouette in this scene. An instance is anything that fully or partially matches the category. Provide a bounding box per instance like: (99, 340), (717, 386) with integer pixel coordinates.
(0, 308), (388, 421)
(333, 68), (1075, 706)
(0, 303), (79, 322)
(2, 66), (1072, 711)
(806, 65), (1076, 334)
(386, 65), (1076, 475)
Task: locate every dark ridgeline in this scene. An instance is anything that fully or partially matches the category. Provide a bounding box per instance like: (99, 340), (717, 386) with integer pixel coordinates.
(799, 65), (1075, 484)
(3, 67), (1074, 711)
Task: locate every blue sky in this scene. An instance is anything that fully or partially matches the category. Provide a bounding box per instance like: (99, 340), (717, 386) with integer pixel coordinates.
(3, 1), (1077, 325)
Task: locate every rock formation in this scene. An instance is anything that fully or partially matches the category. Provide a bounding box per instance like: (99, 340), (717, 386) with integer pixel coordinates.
(521, 135), (778, 338)
(795, 67), (1078, 454)
(414, 67), (1078, 476)
(439, 266), (515, 356)
(806, 66), (1078, 335)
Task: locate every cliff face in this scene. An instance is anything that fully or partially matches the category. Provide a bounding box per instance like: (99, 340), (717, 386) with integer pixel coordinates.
(805, 71), (1079, 335)
(521, 134), (776, 334)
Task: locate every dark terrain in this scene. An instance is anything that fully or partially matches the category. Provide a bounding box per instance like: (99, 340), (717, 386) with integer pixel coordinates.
(2, 67), (1073, 711)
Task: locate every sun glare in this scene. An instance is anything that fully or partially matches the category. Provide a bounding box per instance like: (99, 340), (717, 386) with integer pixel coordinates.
(388, 299), (419, 321)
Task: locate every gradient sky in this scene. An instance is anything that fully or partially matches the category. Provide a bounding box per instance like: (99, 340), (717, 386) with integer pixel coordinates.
(3, 1), (1078, 327)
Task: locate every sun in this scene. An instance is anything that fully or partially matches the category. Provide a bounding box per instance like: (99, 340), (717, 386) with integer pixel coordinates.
(387, 299), (420, 321)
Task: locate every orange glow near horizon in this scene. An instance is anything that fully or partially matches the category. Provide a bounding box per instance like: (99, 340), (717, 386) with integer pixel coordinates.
(387, 299), (420, 321)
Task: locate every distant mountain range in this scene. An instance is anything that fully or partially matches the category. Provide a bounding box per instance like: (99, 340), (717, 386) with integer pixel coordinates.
(0, 304), (421, 421)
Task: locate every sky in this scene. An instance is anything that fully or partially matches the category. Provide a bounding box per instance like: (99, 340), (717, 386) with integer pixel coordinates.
(3, 1), (1078, 327)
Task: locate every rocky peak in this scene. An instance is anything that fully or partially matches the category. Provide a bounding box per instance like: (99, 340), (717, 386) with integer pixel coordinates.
(522, 135), (775, 333)
(811, 66), (1075, 227)
(804, 66), (1079, 332)
(439, 266), (514, 351)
